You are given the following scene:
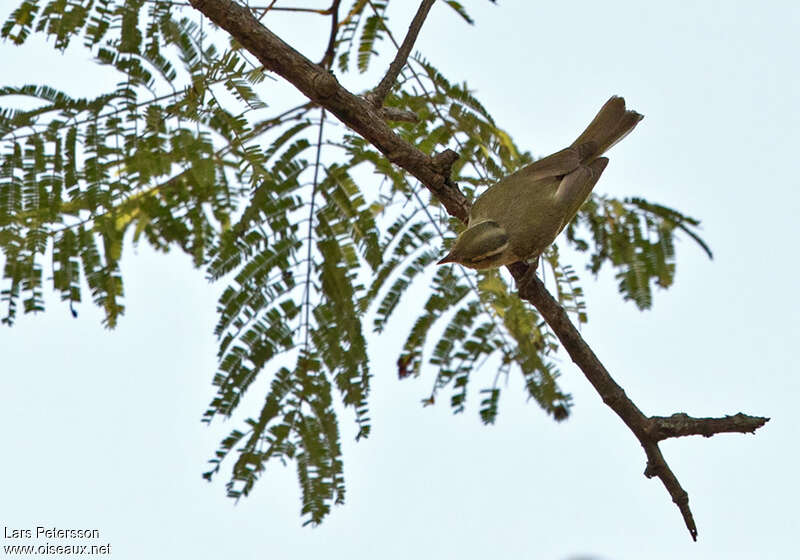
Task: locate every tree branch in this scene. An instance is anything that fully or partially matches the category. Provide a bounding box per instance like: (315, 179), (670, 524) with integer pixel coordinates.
(368, 0), (436, 107)
(188, 0), (465, 220)
(511, 262), (769, 540)
(187, 0), (769, 541)
(649, 412), (768, 441)
(319, 0), (341, 69)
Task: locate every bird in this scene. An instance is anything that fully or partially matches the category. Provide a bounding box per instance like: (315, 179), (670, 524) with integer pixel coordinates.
(437, 96), (643, 270)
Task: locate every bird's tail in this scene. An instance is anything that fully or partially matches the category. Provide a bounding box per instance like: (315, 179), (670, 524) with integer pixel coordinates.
(571, 96), (643, 158)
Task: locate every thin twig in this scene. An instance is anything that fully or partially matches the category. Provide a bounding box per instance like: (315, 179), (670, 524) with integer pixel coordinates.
(366, 0), (489, 184)
(303, 109), (326, 353)
(319, 0), (341, 68)
(256, 0), (279, 22)
(649, 413), (768, 440)
(368, 0), (436, 107)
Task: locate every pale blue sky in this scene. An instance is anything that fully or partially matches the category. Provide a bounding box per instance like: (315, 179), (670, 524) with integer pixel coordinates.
(2, 1), (798, 559)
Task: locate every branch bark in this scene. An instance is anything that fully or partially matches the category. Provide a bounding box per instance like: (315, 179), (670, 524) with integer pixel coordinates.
(188, 0), (465, 220)
(510, 263), (768, 540)
(649, 412), (768, 440)
(187, 0), (769, 541)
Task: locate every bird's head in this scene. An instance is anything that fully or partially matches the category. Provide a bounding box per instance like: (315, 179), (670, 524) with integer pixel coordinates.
(437, 220), (512, 270)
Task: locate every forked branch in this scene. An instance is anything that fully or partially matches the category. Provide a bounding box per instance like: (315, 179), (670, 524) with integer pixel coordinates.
(513, 261), (768, 540)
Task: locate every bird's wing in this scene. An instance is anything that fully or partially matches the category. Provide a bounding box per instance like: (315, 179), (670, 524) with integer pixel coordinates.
(554, 158), (609, 233)
(510, 145), (584, 182)
(469, 143), (593, 226)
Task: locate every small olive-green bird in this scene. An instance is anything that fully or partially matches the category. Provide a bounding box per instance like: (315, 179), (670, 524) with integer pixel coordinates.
(438, 96), (643, 269)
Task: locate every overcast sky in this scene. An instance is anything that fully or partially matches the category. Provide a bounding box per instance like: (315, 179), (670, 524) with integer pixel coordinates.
(2, 1), (798, 559)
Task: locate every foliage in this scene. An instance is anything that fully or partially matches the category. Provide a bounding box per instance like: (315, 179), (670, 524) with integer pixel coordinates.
(0, 0), (710, 525)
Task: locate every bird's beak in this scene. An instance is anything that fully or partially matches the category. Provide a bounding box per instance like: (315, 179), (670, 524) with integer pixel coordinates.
(437, 253), (455, 265)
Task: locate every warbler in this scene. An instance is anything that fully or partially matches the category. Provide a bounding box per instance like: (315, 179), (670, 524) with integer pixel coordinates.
(438, 96), (642, 270)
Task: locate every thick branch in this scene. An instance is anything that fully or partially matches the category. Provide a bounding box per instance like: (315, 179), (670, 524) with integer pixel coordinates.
(368, 0), (436, 107)
(188, 0), (769, 541)
(188, 0), (466, 220)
